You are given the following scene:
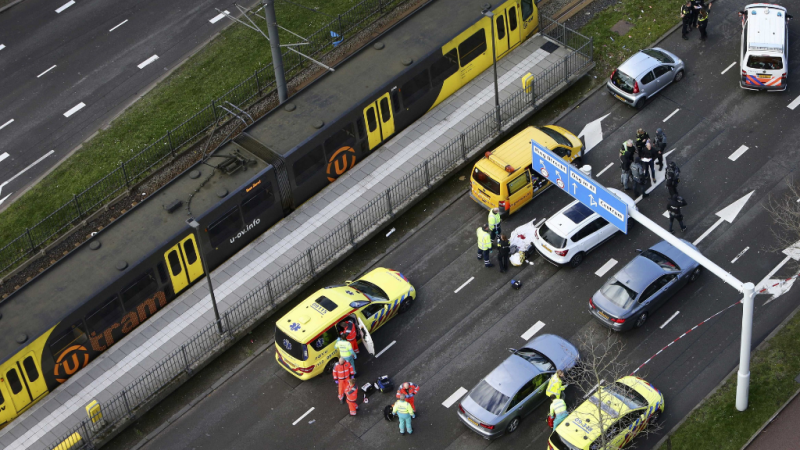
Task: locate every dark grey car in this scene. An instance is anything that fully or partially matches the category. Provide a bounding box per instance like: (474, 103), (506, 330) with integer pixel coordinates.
(589, 240), (701, 331)
(457, 334), (579, 439)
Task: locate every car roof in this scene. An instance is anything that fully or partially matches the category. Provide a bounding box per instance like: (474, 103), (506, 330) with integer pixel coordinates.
(477, 126), (573, 181)
(485, 354), (540, 397)
(619, 51), (658, 78)
(277, 286), (367, 341)
(614, 256), (662, 292)
(547, 201), (596, 236)
(650, 239), (698, 269)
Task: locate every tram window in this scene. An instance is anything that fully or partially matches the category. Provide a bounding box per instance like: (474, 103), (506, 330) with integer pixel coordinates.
(48, 322), (88, 358)
(121, 271), (158, 312)
(379, 98), (391, 122)
(458, 29), (487, 66)
(496, 16), (506, 39)
(431, 49), (458, 84)
(242, 185), (275, 222)
(401, 70), (431, 107)
(23, 356), (40, 382)
(183, 240), (198, 264)
(391, 90), (401, 112)
(509, 7), (518, 31)
(292, 145), (325, 186)
(366, 108), (378, 132)
(157, 263), (168, 284)
(6, 369), (22, 394)
(86, 296), (124, 335)
(324, 125), (357, 158)
(167, 251), (182, 275)
(356, 118), (366, 139)
(521, 0), (534, 20)
(208, 207), (244, 247)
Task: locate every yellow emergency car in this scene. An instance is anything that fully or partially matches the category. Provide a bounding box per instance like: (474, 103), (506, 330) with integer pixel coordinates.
(470, 126), (582, 216)
(274, 267), (415, 379)
(548, 376), (664, 450)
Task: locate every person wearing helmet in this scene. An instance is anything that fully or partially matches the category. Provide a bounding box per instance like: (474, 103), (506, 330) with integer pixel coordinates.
(392, 391), (416, 434)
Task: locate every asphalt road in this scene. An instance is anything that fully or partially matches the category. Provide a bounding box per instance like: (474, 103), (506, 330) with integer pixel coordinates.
(0, 0), (241, 208)
(128, 2), (800, 449)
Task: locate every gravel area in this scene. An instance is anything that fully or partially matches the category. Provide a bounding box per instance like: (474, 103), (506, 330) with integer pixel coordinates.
(538, 0), (576, 18)
(564, 0), (621, 30)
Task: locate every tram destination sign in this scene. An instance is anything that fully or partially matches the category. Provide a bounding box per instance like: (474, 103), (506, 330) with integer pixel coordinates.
(531, 140), (629, 233)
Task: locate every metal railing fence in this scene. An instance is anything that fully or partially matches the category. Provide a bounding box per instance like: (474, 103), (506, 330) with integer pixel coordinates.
(43, 19), (591, 450)
(0, 0), (414, 278)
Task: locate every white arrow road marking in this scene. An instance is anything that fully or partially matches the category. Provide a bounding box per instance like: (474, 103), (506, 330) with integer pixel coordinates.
(595, 259), (617, 277)
(731, 247), (749, 263)
(0, 119), (13, 130)
(210, 11), (230, 23)
(596, 162), (614, 177)
(761, 278), (796, 305)
(729, 145), (749, 161)
(292, 407), (314, 425)
(375, 340), (396, 358)
(37, 65), (57, 78)
(788, 94), (800, 111)
(137, 55), (159, 69)
(454, 277), (474, 294)
(721, 62), (737, 75)
(662, 210), (669, 218)
(663, 108), (680, 123)
(756, 240), (800, 305)
(55, 0), (75, 13)
(0, 150), (56, 203)
(659, 311), (680, 329)
(63, 102), (86, 117)
(109, 19), (128, 32)
(692, 191), (754, 245)
(577, 113), (610, 154)
(443, 387), (468, 408)
(521, 321), (545, 340)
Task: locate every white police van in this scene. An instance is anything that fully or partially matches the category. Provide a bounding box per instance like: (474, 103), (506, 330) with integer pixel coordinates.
(740, 3), (790, 91)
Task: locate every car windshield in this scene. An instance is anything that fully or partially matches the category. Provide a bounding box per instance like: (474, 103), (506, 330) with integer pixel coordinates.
(600, 278), (639, 309)
(515, 348), (556, 372)
(606, 382), (648, 409)
(473, 167), (501, 195)
(641, 49), (674, 64)
(275, 326), (307, 361)
(641, 249), (680, 271)
(536, 127), (573, 147)
(469, 380), (510, 416)
(540, 223), (567, 249)
(348, 280), (388, 301)
(746, 55), (783, 70)
(611, 69), (635, 93)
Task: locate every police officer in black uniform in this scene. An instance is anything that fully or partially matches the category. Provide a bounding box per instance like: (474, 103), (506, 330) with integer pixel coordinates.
(681, 1), (693, 40)
(697, 4), (712, 41)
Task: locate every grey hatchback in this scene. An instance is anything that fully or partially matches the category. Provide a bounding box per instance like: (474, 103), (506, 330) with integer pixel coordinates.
(607, 48), (685, 109)
(457, 334), (579, 439)
(589, 240), (701, 331)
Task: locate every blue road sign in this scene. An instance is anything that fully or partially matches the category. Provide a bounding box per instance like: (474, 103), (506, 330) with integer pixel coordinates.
(531, 140), (629, 233)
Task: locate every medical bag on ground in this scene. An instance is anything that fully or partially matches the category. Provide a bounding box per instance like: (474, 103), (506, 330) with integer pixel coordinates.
(376, 375), (394, 393)
(384, 405), (395, 421)
(511, 279), (523, 290)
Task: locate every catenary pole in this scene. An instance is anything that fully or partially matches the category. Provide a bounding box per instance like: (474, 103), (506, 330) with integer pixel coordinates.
(263, 0), (288, 103)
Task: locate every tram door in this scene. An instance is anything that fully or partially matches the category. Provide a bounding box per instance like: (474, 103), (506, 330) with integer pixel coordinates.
(493, 4), (521, 58)
(164, 234), (204, 295)
(362, 92), (395, 150)
(2, 352), (48, 414)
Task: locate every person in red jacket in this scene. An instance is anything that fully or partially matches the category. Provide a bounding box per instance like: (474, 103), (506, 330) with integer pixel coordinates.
(345, 379), (359, 416)
(332, 357), (355, 403)
(398, 382), (420, 411)
(339, 319), (359, 354)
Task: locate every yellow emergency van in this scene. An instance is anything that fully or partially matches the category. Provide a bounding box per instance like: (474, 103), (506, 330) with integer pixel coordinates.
(274, 267), (415, 379)
(470, 126), (582, 216)
(548, 376), (664, 450)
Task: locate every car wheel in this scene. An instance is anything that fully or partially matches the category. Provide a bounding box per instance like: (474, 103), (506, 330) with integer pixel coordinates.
(649, 410), (662, 424)
(635, 97), (647, 110)
(569, 252), (585, 268)
(674, 70), (685, 82)
(324, 360), (337, 374)
(634, 312), (648, 328)
(506, 417), (520, 434)
(398, 296), (414, 314)
(572, 157), (583, 168)
(689, 267), (701, 282)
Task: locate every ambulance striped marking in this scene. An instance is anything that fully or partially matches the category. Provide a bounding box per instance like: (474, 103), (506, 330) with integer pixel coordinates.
(443, 387), (468, 408)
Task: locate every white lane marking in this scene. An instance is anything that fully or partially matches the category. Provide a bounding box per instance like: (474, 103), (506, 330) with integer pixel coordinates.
(0, 150), (55, 199)
(595, 259), (618, 277)
(659, 311), (680, 329)
(0, 193), (10, 206)
(63, 102), (86, 117)
(731, 247), (749, 263)
(37, 65), (57, 78)
(0, 152), (8, 163)
(210, 10), (230, 24)
(521, 321), (545, 341)
(662, 108), (680, 123)
(663, 210), (670, 218)
(454, 277), (474, 294)
(137, 55), (159, 69)
(292, 407), (314, 425)
(0, 44), (5, 51)
(729, 145), (749, 161)
(596, 162), (614, 177)
(109, 19), (128, 32)
(55, 0), (75, 13)
(720, 62), (737, 75)
(375, 340), (396, 358)
(443, 387), (468, 408)
(584, 380), (605, 398)
(0, 119), (13, 130)
(788, 94), (800, 111)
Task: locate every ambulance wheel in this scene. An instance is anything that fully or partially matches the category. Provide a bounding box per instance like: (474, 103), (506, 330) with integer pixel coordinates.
(649, 410), (662, 424)
(399, 297), (414, 314)
(674, 70), (684, 82)
(324, 360), (337, 374)
(571, 157), (583, 168)
(506, 417), (521, 434)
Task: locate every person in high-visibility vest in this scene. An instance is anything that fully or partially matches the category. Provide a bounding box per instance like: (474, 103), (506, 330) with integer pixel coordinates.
(545, 370), (566, 399)
(332, 357), (355, 402)
(392, 392), (416, 434)
(335, 337), (357, 375)
(345, 379), (359, 416)
(339, 320), (359, 354)
(398, 382), (420, 411)
(476, 224), (493, 268)
(488, 208), (502, 243)
(548, 394), (568, 429)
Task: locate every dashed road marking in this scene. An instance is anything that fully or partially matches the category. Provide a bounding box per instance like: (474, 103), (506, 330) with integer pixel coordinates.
(662, 108), (680, 123)
(210, 11), (230, 24)
(720, 62), (736, 75)
(659, 311), (680, 329)
(788, 94), (800, 111)
(729, 145), (749, 161)
(55, 0), (75, 13)
(0, 119), (13, 130)
(0, 44), (5, 51)
(63, 102), (86, 117)
(443, 387), (468, 408)
(596, 162), (614, 177)
(137, 55), (159, 69)
(731, 247), (749, 263)
(521, 321), (545, 340)
(595, 259), (618, 277)
(454, 277), (474, 294)
(37, 65), (57, 78)
(292, 407), (314, 425)
(375, 340), (396, 358)
(109, 19), (128, 32)
(0, 152), (8, 163)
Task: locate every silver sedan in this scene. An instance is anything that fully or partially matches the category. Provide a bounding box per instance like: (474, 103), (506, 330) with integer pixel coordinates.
(457, 334), (579, 439)
(589, 240), (701, 331)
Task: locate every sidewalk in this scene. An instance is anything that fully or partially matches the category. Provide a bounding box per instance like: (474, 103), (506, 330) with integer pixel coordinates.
(744, 389), (800, 450)
(0, 29), (591, 450)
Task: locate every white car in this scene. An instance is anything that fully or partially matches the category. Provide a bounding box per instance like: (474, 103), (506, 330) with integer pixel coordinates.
(532, 188), (637, 268)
